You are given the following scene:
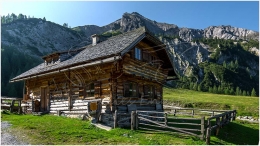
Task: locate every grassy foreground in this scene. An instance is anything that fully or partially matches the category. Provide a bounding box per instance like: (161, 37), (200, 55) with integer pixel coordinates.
(163, 88), (259, 117)
(1, 112), (205, 145)
(1, 111), (259, 145)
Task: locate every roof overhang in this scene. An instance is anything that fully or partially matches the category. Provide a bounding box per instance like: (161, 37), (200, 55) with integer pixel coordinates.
(10, 55), (121, 82)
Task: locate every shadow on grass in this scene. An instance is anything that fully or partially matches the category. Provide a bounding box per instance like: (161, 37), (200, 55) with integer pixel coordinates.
(210, 121), (259, 145)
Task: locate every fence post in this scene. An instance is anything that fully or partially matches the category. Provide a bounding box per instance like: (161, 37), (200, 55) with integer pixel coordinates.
(131, 111), (136, 130)
(174, 109), (177, 116)
(212, 111), (215, 117)
(135, 111), (139, 130)
(114, 110), (117, 128)
(215, 117), (220, 136)
(225, 113), (229, 124)
(221, 115), (225, 127)
(192, 109), (194, 117)
(10, 100), (15, 113)
(164, 113), (168, 126)
(228, 112), (233, 122)
(206, 119), (211, 145)
(201, 116), (205, 140)
(233, 110), (236, 121)
(18, 100), (22, 114)
(230, 112), (233, 122)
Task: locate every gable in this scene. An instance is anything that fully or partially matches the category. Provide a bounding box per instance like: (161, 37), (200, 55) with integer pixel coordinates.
(122, 33), (177, 77)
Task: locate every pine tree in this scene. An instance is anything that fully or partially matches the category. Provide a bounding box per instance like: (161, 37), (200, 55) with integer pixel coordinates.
(235, 59), (239, 69)
(43, 17), (46, 21)
(217, 86), (222, 94)
(242, 90), (247, 96)
(209, 87), (213, 93)
(8, 85), (17, 97)
(193, 83), (198, 91)
(189, 82), (193, 90)
(247, 91), (250, 96)
(230, 88), (235, 95)
(213, 85), (217, 94)
(239, 89), (242, 96)
(223, 61), (227, 68)
(251, 88), (257, 97)
(198, 85), (202, 92)
(236, 87), (240, 96)
(224, 88), (229, 95)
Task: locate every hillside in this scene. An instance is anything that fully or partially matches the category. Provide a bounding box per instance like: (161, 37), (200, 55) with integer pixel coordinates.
(1, 12), (259, 97)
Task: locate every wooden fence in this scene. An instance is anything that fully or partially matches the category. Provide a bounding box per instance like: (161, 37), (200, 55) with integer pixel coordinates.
(114, 110), (131, 128)
(205, 110), (236, 144)
(1, 97), (23, 113)
(131, 110), (205, 140)
(130, 109), (236, 144)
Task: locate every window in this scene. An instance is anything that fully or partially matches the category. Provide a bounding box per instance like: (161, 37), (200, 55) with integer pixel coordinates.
(124, 82), (138, 97)
(135, 48), (142, 60)
(86, 83), (95, 97)
(144, 85), (154, 98)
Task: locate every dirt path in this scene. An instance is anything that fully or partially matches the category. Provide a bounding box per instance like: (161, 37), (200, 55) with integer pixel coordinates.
(1, 121), (30, 145)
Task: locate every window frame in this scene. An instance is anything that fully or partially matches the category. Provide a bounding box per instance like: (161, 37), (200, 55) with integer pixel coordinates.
(85, 83), (95, 98)
(135, 47), (142, 60)
(124, 81), (138, 97)
(144, 85), (154, 98)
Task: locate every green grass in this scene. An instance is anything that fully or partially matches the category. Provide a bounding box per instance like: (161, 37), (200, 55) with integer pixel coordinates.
(1, 89), (258, 145)
(210, 120), (259, 145)
(1, 111), (258, 145)
(163, 88), (259, 117)
(1, 112), (205, 145)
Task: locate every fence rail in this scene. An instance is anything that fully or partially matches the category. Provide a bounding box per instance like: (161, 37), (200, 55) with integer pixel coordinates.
(130, 108), (236, 144)
(1, 97), (23, 113)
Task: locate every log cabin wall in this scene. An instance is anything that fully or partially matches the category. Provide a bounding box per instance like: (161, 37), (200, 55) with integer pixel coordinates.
(23, 63), (117, 118)
(112, 40), (168, 114)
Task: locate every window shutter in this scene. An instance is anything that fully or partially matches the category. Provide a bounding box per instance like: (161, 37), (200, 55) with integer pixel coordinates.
(94, 81), (101, 98)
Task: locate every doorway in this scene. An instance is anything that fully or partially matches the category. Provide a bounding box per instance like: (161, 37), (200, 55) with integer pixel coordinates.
(40, 87), (48, 111)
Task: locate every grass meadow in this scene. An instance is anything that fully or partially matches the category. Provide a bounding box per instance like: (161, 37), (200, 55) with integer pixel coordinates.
(1, 88), (259, 145)
(163, 88), (259, 117)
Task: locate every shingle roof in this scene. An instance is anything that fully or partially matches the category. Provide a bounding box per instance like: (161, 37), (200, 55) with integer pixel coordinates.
(11, 27), (149, 81)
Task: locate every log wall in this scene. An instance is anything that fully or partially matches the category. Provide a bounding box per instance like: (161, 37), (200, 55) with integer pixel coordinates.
(24, 63), (117, 117)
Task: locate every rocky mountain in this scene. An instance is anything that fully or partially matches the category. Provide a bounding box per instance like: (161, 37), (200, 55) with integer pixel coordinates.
(1, 12), (259, 97)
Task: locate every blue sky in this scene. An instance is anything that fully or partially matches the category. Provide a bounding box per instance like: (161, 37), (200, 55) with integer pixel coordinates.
(1, 1), (259, 31)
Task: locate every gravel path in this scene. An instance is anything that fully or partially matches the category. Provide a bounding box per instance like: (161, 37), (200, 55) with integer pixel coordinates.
(1, 121), (30, 145)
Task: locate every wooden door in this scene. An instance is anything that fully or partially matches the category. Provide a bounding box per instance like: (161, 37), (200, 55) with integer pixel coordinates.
(40, 87), (48, 111)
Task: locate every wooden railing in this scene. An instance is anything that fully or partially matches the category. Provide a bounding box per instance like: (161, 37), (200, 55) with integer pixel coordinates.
(1, 97), (23, 113)
(131, 110), (206, 140)
(130, 108), (236, 144)
(205, 110), (236, 144)
(114, 110), (131, 128)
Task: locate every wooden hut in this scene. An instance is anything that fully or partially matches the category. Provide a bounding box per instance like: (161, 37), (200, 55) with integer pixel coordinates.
(10, 27), (177, 127)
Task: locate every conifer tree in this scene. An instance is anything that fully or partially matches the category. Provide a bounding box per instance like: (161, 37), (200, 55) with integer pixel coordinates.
(251, 88), (257, 97)
(198, 85), (202, 92)
(224, 88), (229, 95)
(217, 86), (222, 94)
(242, 90), (247, 96)
(193, 83), (198, 91)
(213, 85), (217, 93)
(236, 87), (240, 96)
